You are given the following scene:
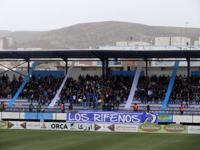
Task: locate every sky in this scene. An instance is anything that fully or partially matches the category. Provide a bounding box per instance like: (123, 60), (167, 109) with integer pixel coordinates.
(0, 0), (200, 31)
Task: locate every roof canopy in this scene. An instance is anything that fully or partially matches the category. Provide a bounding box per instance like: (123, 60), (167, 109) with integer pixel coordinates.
(0, 49), (200, 60)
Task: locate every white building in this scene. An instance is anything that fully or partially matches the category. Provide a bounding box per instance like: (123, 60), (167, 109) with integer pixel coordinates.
(155, 37), (170, 46)
(116, 41), (151, 46)
(194, 37), (200, 46)
(194, 41), (200, 46)
(0, 37), (14, 49)
(155, 37), (191, 46)
(0, 39), (3, 49)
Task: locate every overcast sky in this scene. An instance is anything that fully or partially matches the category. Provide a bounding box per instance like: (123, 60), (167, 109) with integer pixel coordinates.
(0, 0), (200, 31)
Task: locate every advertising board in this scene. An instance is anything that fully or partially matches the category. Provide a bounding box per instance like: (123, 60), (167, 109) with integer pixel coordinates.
(94, 123), (115, 132)
(46, 122), (94, 131)
(188, 126), (200, 134)
(163, 124), (187, 133)
(7, 121), (26, 129)
(9, 121), (94, 131)
(139, 124), (187, 133)
(0, 121), (7, 129)
(139, 123), (162, 133)
(157, 114), (173, 123)
(115, 124), (138, 132)
(26, 122), (47, 130)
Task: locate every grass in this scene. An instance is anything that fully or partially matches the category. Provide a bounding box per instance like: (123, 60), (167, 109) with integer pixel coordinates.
(0, 130), (200, 150)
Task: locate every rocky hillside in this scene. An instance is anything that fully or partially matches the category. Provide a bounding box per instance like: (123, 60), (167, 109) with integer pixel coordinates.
(1, 21), (200, 49)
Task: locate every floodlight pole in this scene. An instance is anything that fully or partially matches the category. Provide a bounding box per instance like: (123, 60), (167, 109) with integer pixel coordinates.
(187, 57), (190, 77)
(145, 58), (148, 77)
(105, 59), (109, 77)
(27, 58), (30, 74)
(102, 59), (105, 78)
(64, 58), (68, 74)
(101, 59), (108, 78)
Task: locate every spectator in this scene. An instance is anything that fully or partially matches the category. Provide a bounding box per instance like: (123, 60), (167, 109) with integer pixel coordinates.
(0, 102), (3, 111)
(1, 101), (6, 111)
(37, 103), (42, 112)
(147, 105), (150, 112)
(68, 104), (73, 110)
(60, 102), (65, 113)
(179, 104), (184, 115)
(133, 103), (139, 112)
(29, 102), (34, 112)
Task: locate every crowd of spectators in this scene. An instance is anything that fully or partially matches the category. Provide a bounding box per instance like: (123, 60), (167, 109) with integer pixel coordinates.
(59, 75), (132, 109)
(134, 75), (169, 103)
(0, 74), (132, 110)
(1, 74), (200, 111)
(20, 75), (63, 105)
(171, 76), (200, 105)
(135, 75), (200, 104)
(0, 74), (22, 99)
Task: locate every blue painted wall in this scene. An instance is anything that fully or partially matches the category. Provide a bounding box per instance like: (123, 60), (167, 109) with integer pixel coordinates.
(25, 112), (53, 120)
(111, 70), (144, 77)
(191, 71), (200, 77)
(32, 70), (64, 77)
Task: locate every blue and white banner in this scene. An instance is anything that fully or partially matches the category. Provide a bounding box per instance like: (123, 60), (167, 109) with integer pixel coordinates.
(67, 111), (157, 124)
(161, 61), (179, 110)
(8, 62), (40, 108)
(125, 63), (142, 109)
(48, 62), (74, 108)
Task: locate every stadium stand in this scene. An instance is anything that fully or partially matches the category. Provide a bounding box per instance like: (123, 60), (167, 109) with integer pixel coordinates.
(1, 49), (200, 115)
(1, 74), (200, 114)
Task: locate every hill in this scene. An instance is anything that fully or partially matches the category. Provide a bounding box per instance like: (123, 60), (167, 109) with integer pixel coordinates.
(2, 21), (200, 49)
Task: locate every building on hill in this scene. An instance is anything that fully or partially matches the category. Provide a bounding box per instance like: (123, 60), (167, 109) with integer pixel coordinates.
(0, 39), (3, 49)
(116, 41), (151, 46)
(194, 37), (200, 46)
(0, 37), (14, 49)
(155, 36), (191, 46)
(194, 41), (200, 46)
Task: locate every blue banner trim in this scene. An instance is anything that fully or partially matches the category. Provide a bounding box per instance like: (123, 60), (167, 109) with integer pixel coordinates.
(7, 62), (39, 108)
(161, 61), (179, 110)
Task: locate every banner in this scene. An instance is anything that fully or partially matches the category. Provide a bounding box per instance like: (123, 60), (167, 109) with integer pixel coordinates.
(115, 124), (139, 132)
(46, 122), (94, 131)
(139, 123), (162, 133)
(0, 121), (7, 129)
(163, 124), (187, 133)
(188, 126), (200, 134)
(139, 124), (187, 134)
(8, 62), (39, 108)
(2, 120), (200, 135)
(157, 114), (173, 123)
(125, 63), (142, 109)
(15, 121), (94, 131)
(26, 122), (47, 130)
(161, 61), (179, 110)
(7, 121), (26, 129)
(49, 62), (74, 108)
(94, 123), (114, 132)
(67, 111), (157, 124)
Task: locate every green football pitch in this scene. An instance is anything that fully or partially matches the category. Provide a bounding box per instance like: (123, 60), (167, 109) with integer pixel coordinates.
(0, 130), (200, 150)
